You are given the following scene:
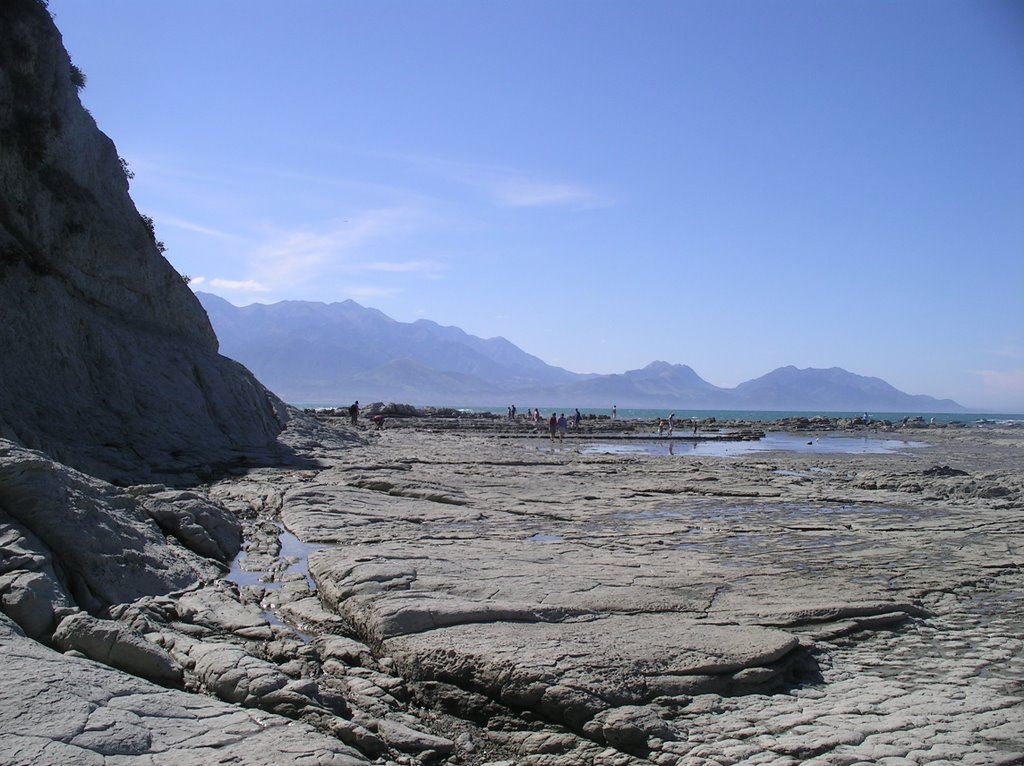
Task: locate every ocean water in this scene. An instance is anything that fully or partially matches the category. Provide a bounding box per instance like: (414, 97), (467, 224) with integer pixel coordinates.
(458, 407), (1024, 427)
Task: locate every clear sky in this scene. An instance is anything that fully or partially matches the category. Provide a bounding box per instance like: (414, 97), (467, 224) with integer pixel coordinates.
(48, 0), (1024, 411)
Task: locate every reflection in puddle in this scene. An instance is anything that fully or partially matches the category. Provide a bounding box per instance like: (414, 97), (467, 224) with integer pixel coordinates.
(280, 530), (325, 589)
(226, 527), (326, 592)
(529, 533), (564, 542)
(620, 510), (688, 520)
(583, 433), (928, 457)
(225, 560), (275, 589)
(225, 527), (327, 643)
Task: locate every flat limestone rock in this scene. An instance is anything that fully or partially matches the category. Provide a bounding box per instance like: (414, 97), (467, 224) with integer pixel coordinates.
(0, 615), (367, 765)
(385, 613), (797, 727)
(262, 425), (1023, 761)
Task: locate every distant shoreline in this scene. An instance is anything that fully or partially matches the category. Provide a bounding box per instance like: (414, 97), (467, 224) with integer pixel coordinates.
(297, 403), (1022, 427)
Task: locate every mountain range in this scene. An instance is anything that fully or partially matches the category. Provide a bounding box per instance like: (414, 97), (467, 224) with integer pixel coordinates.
(197, 292), (965, 413)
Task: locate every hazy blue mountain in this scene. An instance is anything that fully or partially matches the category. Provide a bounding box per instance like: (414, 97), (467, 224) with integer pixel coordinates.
(197, 293), (578, 404)
(526, 362), (735, 409)
(732, 366), (965, 412)
(198, 293), (965, 412)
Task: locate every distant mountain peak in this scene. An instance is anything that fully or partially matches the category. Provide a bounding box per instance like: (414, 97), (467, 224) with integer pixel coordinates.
(643, 360), (686, 371)
(196, 294), (963, 412)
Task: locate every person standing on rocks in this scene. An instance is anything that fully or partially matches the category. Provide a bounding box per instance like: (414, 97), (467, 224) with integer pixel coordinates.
(668, 413), (676, 436)
(573, 408), (582, 432)
(548, 412), (557, 442)
(349, 401), (359, 427)
(557, 413), (567, 442)
(612, 404), (617, 420)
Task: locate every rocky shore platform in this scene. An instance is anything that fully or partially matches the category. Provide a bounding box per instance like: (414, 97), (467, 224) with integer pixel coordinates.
(3, 414), (1022, 765)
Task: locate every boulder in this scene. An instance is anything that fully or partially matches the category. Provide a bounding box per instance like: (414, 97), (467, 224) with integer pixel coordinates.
(133, 488), (242, 562)
(375, 718), (455, 755)
(53, 611), (182, 685)
(0, 513), (73, 639)
(0, 442), (221, 611)
(0, 568), (70, 641)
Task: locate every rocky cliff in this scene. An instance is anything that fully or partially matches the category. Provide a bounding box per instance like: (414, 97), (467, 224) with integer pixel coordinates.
(0, 6), (371, 761)
(0, 0), (287, 485)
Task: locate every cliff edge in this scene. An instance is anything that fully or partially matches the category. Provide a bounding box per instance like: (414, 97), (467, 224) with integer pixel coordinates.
(0, 0), (289, 484)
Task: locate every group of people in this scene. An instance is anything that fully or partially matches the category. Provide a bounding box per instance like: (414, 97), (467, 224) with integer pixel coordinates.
(543, 410), (583, 442)
(656, 413), (700, 436)
(346, 401), (707, 439)
(348, 401), (385, 430)
(508, 406), (584, 442)
(518, 407), (581, 433)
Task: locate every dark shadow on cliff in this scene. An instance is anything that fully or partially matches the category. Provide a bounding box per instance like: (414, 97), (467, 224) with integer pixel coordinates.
(0, 1), (359, 489)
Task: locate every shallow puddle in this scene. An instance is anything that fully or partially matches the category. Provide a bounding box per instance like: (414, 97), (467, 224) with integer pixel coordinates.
(279, 530), (326, 589)
(226, 553), (282, 590)
(225, 527), (328, 642)
(583, 433), (929, 457)
(227, 527), (326, 592)
(619, 509), (689, 520)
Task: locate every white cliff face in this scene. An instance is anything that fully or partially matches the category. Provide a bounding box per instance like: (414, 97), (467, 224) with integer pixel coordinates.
(0, 0), (287, 484)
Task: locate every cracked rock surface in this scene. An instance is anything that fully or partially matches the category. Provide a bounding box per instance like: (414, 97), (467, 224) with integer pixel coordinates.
(0, 615), (366, 765)
(1, 419), (1022, 764)
(210, 420), (1022, 764)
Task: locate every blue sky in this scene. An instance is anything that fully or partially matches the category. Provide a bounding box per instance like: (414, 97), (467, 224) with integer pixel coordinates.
(49, 0), (1024, 411)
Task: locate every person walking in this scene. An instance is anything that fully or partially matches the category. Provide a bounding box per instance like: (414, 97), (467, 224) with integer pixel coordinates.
(349, 401), (359, 427)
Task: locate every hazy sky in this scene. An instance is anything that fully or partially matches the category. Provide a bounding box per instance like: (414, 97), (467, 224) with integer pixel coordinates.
(49, 1), (1024, 411)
